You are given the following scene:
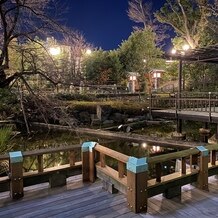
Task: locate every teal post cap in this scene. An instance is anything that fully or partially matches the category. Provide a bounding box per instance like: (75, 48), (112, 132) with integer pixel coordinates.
(9, 151), (23, 163)
(82, 141), (97, 152)
(127, 157), (148, 173)
(196, 146), (208, 156)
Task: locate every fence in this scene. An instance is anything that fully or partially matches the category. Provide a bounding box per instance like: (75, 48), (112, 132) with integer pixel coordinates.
(82, 141), (218, 213)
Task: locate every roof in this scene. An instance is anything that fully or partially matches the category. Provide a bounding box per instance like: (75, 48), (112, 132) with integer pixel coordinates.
(165, 44), (218, 63)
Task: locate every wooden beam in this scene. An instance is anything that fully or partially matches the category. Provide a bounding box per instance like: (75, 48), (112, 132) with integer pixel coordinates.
(95, 144), (129, 163)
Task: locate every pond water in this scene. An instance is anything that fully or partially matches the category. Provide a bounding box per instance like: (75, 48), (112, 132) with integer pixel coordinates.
(0, 116), (214, 178)
(5, 127), (178, 177)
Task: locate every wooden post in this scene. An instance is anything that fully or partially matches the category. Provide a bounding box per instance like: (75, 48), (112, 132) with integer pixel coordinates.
(127, 157), (148, 213)
(196, 146), (209, 191)
(9, 151), (24, 199)
(81, 141), (96, 182)
(69, 151), (75, 166)
(37, 155), (43, 172)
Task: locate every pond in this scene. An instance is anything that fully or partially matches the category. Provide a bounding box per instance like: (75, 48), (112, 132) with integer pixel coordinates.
(2, 119), (205, 178)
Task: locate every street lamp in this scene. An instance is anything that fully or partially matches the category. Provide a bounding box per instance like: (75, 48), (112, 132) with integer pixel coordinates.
(85, 49), (92, 55)
(49, 47), (61, 56)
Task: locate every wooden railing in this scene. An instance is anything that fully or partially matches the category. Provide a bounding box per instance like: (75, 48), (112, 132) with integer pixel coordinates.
(82, 142), (218, 213)
(2, 141), (218, 214)
(150, 92), (218, 113)
(0, 144), (82, 196)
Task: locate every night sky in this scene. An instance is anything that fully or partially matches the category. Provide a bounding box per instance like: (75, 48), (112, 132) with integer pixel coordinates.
(63, 0), (167, 50)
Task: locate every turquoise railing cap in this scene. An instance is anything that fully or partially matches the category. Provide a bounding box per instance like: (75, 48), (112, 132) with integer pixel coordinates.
(196, 145), (208, 156)
(81, 141), (97, 152)
(127, 156), (148, 173)
(9, 151), (23, 163)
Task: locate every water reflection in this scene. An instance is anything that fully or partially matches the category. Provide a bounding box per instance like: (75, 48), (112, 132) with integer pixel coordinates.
(2, 130), (177, 178)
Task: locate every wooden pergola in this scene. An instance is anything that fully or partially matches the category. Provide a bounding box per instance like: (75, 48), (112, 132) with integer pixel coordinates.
(165, 44), (218, 99)
(165, 44), (218, 63)
(165, 44), (218, 133)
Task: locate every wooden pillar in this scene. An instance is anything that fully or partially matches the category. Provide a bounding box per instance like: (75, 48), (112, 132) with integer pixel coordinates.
(9, 151), (24, 199)
(178, 59), (182, 109)
(176, 119), (182, 134)
(127, 157), (148, 213)
(216, 123), (218, 140)
(81, 141), (97, 183)
(196, 146), (209, 191)
(176, 59), (183, 134)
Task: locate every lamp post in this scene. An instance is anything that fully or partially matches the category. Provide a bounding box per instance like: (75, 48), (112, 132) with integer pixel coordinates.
(171, 44), (190, 134)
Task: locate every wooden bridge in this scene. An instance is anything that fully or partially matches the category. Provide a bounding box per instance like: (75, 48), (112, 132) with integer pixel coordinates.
(1, 140), (218, 216)
(150, 92), (218, 123)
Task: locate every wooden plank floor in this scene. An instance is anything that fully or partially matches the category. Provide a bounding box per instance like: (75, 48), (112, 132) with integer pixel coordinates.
(1, 175), (218, 217)
(152, 109), (218, 123)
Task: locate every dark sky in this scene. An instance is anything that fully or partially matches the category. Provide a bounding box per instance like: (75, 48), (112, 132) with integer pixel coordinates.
(63, 0), (167, 50)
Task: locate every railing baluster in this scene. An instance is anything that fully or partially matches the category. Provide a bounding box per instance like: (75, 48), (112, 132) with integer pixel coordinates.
(155, 163), (162, 182)
(211, 150), (216, 166)
(69, 151), (75, 166)
(37, 155), (43, 172)
(118, 161), (125, 178)
(181, 157), (186, 175)
(100, 153), (106, 167)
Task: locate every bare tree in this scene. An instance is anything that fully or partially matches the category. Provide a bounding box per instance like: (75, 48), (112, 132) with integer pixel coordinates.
(127, 0), (169, 46)
(155, 0), (217, 49)
(0, 0), (86, 129)
(0, 0), (69, 88)
(62, 30), (92, 84)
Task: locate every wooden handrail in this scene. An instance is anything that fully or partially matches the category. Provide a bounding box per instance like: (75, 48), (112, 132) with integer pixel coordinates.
(95, 144), (129, 163)
(148, 148), (200, 164)
(0, 144), (81, 161)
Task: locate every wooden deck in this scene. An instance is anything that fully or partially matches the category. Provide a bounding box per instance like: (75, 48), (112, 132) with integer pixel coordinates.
(1, 175), (218, 218)
(152, 109), (218, 123)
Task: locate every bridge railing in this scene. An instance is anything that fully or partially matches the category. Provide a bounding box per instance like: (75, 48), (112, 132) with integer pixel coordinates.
(150, 92), (218, 113)
(82, 141), (218, 213)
